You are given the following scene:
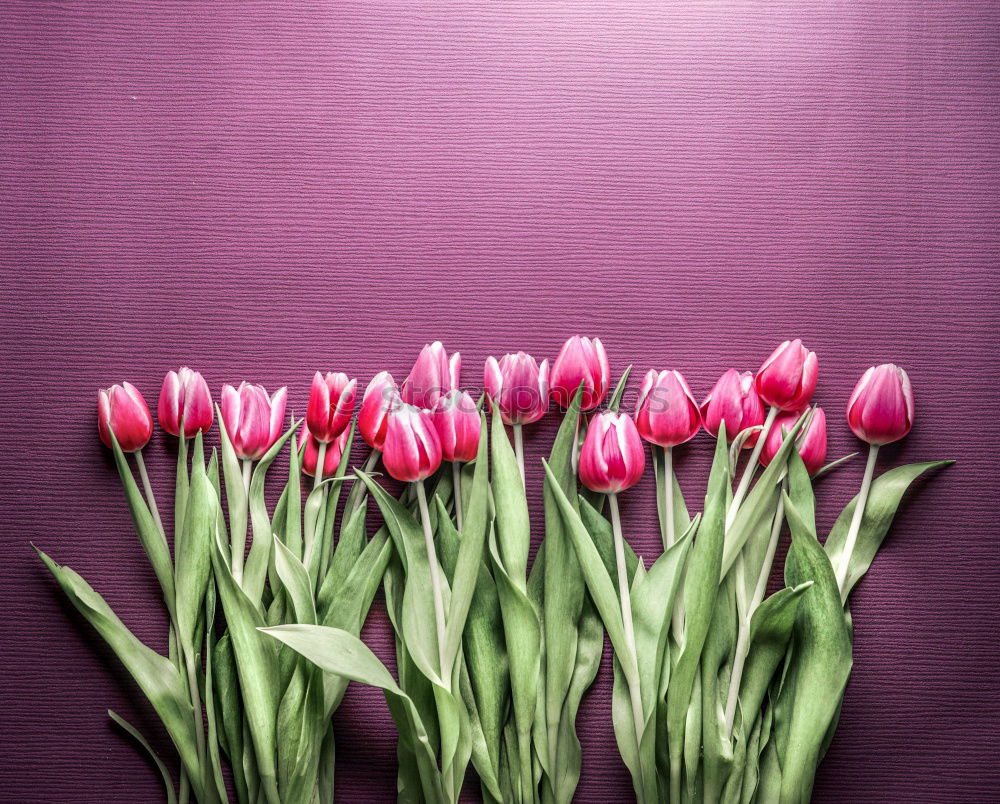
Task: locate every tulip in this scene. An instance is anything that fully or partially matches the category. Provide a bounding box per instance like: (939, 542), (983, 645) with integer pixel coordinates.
(483, 352), (549, 426)
(307, 371), (357, 443)
(400, 341), (460, 411)
(578, 411), (645, 495)
(158, 367), (213, 437)
(98, 382), (154, 453)
(300, 428), (349, 478)
(846, 363), (914, 446)
(549, 335), (610, 411)
(699, 369), (765, 446)
(835, 364), (915, 597)
(635, 369), (701, 448)
(755, 338), (818, 412)
(760, 407), (827, 476)
(382, 403), (442, 483)
(358, 371), (398, 450)
(433, 390), (480, 464)
(220, 382), (288, 461)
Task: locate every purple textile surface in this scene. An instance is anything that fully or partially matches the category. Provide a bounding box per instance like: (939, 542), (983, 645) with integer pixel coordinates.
(2, 0), (998, 801)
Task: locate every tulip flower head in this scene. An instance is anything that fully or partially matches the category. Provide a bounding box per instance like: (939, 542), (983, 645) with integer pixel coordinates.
(700, 369), (765, 446)
(358, 371), (398, 450)
(400, 341), (460, 411)
(755, 339), (819, 412)
(158, 367), (213, 437)
(98, 382), (154, 452)
(483, 351), (549, 425)
(578, 411), (646, 494)
(634, 369), (701, 448)
(220, 382), (288, 461)
(761, 407), (828, 476)
(382, 403), (443, 483)
(432, 390), (481, 463)
(307, 371), (357, 443)
(300, 428), (350, 478)
(550, 336), (610, 411)
(847, 363), (914, 445)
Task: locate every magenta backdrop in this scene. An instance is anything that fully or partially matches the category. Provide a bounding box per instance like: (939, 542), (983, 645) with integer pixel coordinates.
(2, 1), (999, 801)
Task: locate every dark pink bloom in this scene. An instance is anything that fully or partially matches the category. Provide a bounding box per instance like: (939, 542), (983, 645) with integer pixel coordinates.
(300, 428), (349, 478)
(220, 382), (287, 461)
(578, 411), (646, 494)
(634, 369), (701, 447)
(432, 390), (481, 463)
(760, 407), (828, 476)
(98, 382), (154, 452)
(158, 367), (212, 437)
(307, 371), (357, 443)
(755, 339), (818, 411)
(400, 341), (460, 411)
(358, 371), (398, 450)
(549, 336), (610, 411)
(700, 369), (765, 446)
(382, 403), (443, 482)
(847, 364), (914, 445)
(483, 352), (549, 425)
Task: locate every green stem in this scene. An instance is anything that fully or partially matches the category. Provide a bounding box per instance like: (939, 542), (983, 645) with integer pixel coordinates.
(313, 440), (327, 490)
(836, 443), (879, 599)
(512, 422), (525, 487)
(609, 493), (646, 784)
(416, 480), (449, 684)
(452, 461), (463, 531)
(233, 458), (252, 584)
(183, 650), (207, 795)
(664, 447), (684, 642)
(134, 449), (165, 536)
(726, 406), (778, 531)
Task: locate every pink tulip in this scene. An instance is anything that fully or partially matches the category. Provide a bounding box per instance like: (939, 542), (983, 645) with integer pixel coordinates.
(400, 341), (460, 411)
(699, 369), (765, 446)
(307, 371), (357, 443)
(158, 367), (213, 437)
(98, 382), (154, 452)
(300, 428), (349, 478)
(760, 408), (827, 476)
(220, 382), (288, 461)
(483, 352), (549, 425)
(847, 364), (914, 445)
(755, 339), (819, 412)
(578, 411), (646, 494)
(432, 390), (481, 463)
(634, 369), (701, 447)
(382, 403), (443, 482)
(550, 336), (610, 411)
(358, 371), (398, 450)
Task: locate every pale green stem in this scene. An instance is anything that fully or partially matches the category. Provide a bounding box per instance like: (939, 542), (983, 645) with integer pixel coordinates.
(416, 480), (449, 684)
(184, 650), (207, 789)
(836, 443), (879, 599)
(664, 447), (685, 642)
(609, 494), (646, 763)
(134, 449), (165, 536)
(724, 483), (786, 736)
(313, 441), (327, 490)
(726, 406), (779, 531)
(232, 458), (252, 584)
(512, 422), (525, 487)
(452, 461), (463, 531)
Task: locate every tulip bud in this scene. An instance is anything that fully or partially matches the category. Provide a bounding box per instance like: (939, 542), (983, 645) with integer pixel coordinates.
(578, 411), (646, 494)
(300, 428), (349, 478)
(847, 364), (914, 445)
(98, 382), (154, 452)
(158, 367), (213, 437)
(400, 341), (460, 410)
(761, 408), (828, 476)
(220, 382), (288, 461)
(483, 352), (549, 425)
(307, 371), (357, 443)
(382, 403), (443, 482)
(432, 390), (481, 463)
(699, 369), (765, 446)
(634, 369), (701, 447)
(550, 335), (610, 411)
(755, 339), (818, 411)
(358, 371), (398, 450)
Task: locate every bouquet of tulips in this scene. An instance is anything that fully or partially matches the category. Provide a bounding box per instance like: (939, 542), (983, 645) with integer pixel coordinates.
(39, 337), (948, 804)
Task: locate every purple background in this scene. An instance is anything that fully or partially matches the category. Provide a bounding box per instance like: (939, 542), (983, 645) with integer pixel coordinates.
(2, 0), (999, 801)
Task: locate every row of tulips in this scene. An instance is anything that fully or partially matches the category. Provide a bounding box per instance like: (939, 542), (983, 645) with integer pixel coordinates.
(44, 336), (940, 804)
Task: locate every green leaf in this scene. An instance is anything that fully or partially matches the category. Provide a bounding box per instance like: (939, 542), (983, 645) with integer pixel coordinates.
(273, 537), (317, 625)
(824, 460), (952, 601)
(202, 580), (228, 803)
(490, 409), (531, 586)
(608, 365), (633, 412)
(216, 403), (248, 581)
(212, 632), (249, 803)
(665, 425), (729, 802)
(175, 432), (216, 654)
(108, 709), (177, 804)
(243, 420), (301, 605)
(318, 502), (369, 617)
(107, 433), (176, 618)
(777, 488), (853, 804)
(36, 549), (201, 800)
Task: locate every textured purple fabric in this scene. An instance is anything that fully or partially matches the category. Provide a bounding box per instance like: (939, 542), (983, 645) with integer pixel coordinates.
(2, 1), (998, 801)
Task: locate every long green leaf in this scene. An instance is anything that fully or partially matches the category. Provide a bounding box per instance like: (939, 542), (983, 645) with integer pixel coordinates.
(108, 709), (178, 804)
(175, 432), (215, 654)
(491, 409), (531, 586)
